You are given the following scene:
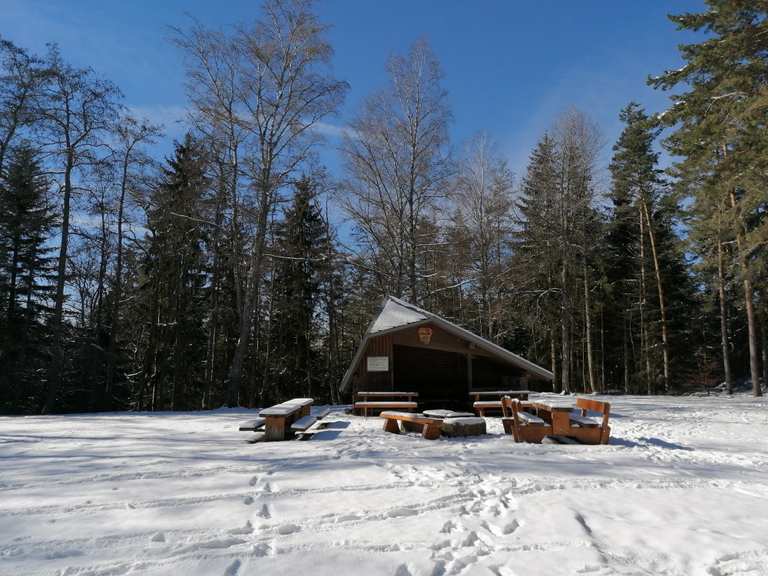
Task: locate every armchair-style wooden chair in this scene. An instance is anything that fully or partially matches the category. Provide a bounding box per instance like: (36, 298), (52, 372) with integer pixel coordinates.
(501, 396), (552, 443)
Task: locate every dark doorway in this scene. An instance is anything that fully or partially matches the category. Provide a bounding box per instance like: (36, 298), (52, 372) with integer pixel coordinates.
(472, 356), (524, 390)
(393, 345), (468, 409)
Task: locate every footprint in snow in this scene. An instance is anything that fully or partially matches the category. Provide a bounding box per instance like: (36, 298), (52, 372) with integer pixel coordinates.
(387, 507), (418, 518)
(277, 523), (301, 535)
(461, 531), (479, 547)
(502, 519), (520, 535)
(228, 521), (253, 535)
(447, 554), (477, 575)
(150, 532), (166, 543)
(223, 559), (241, 576)
(256, 503), (271, 518)
(431, 559), (447, 576)
(249, 476), (259, 487)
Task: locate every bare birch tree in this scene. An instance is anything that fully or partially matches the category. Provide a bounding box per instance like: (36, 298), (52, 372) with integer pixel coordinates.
(37, 46), (121, 413)
(341, 39), (451, 303)
(452, 132), (514, 340)
(224, 0), (347, 406)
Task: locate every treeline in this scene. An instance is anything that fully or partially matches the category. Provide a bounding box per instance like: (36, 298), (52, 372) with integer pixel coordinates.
(0, 0), (765, 414)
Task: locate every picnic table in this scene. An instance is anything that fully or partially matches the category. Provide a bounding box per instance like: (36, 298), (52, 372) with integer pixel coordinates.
(259, 398), (314, 441)
(525, 399), (573, 435)
(519, 397), (611, 444)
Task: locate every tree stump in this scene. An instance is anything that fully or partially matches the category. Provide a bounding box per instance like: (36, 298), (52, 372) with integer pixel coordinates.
(441, 417), (486, 437)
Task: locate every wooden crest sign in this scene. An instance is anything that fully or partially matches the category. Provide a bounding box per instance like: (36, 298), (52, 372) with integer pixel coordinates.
(417, 326), (433, 345)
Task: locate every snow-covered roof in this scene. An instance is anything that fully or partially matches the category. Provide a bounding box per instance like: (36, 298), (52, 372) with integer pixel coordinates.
(370, 298), (427, 333)
(340, 296), (554, 391)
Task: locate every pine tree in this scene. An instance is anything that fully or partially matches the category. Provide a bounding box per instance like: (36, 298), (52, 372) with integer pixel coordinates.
(0, 144), (57, 413)
(650, 0), (768, 395)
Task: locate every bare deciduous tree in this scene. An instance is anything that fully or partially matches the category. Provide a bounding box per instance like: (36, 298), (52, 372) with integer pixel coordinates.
(37, 46), (121, 412)
(341, 39), (451, 304)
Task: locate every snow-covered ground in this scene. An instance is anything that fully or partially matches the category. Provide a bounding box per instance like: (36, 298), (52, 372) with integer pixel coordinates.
(2, 395), (768, 576)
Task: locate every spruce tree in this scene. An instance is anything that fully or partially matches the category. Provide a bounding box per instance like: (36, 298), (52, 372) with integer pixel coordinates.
(141, 135), (210, 410)
(514, 134), (561, 389)
(0, 145), (57, 413)
(269, 176), (330, 402)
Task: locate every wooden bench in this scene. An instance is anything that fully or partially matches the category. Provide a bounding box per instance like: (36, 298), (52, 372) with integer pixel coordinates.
(501, 397), (553, 443)
(354, 392), (418, 417)
(570, 398), (611, 445)
(469, 390), (531, 403)
(379, 411), (442, 440)
(473, 401), (503, 417)
(238, 417), (266, 432)
(290, 407), (332, 438)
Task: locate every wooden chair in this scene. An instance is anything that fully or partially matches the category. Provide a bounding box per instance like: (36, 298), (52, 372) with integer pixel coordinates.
(501, 396), (552, 443)
(571, 397), (611, 445)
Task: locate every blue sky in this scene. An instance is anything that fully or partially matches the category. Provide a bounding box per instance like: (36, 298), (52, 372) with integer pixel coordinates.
(3, 0), (703, 182)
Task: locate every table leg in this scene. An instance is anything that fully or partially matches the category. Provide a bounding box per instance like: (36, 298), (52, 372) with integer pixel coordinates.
(264, 416), (286, 441)
(383, 418), (400, 434)
(551, 411), (571, 436)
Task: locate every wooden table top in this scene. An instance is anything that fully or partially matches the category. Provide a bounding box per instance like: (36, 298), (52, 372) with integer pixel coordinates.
(528, 399), (574, 412)
(260, 398), (313, 416)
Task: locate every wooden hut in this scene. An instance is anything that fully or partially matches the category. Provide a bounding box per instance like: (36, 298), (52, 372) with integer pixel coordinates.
(340, 297), (553, 409)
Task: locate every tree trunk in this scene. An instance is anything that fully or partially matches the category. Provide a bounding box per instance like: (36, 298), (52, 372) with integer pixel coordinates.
(641, 198), (670, 392)
(560, 262), (570, 394)
(45, 150), (74, 414)
(583, 259), (596, 393)
(729, 189), (762, 396)
(549, 330), (557, 393)
(639, 205), (652, 395)
(227, 183), (271, 406)
(716, 233), (733, 394)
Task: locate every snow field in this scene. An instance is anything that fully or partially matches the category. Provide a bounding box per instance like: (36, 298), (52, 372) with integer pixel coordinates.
(1, 395), (768, 575)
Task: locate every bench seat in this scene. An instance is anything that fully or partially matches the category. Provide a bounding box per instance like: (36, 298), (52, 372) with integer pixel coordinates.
(570, 415), (599, 428)
(516, 412), (547, 426)
(238, 417), (266, 432)
(291, 407), (334, 435)
(291, 415), (318, 432)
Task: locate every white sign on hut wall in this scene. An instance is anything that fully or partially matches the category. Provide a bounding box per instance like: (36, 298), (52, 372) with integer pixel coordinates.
(367, 356), (389, 372)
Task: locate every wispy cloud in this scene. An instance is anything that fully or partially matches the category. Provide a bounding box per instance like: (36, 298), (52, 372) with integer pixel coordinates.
(312, 121), (357, 140)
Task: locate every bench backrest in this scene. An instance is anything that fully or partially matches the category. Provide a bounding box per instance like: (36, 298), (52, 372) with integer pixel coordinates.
(576, 397), (610, 430)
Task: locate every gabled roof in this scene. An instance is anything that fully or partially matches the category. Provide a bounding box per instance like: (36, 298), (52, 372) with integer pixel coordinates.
(340, 296), (554, 391)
